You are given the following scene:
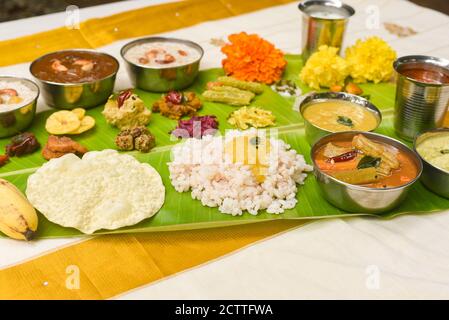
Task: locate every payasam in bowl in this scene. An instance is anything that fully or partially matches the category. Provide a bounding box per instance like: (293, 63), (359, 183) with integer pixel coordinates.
(30, 49), (119, 109)
(121, 37), (203, 92)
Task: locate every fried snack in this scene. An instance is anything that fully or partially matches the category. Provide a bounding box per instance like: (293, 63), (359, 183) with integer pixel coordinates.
(71, 108), (86, 120)
(27, 150), (165, 234)
(115, 126), (156, 153)
(69, 116), (95, 134)
(42, 135), (88, 160)
(45, 111), (80, 135)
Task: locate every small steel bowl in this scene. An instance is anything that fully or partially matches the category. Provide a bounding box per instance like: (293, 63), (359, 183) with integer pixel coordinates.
(299, 92), (382, 145)
(311, 131), (423, 213)
(30, 49), (119, 109)
(120, 37), (204, 92)
(0, 76), (39, 138)
(414, 128), (449, 198)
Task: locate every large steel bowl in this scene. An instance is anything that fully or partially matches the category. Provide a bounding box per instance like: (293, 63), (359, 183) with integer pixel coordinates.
(311, 131), (423, 213)
(299, 91), (382, 145)
(414, 128), (449, 199)
(30, 49), (119, 110)
(121, 37), (203, 92)
(0, 76), (39, 138)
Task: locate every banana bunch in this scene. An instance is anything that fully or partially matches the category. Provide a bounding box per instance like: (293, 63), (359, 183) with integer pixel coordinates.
(0, 178), (38, 241)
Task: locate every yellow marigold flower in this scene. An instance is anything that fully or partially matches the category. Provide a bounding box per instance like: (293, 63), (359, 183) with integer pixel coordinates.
(345, 36), (397, 83)
(300, 45), (349, 89)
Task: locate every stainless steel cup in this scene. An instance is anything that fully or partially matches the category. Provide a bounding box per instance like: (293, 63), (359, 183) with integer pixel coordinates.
(393, 55), (449, 141)
(298, 0), (355, 62)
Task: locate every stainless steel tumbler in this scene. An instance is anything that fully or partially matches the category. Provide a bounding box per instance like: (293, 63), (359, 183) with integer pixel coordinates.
(393, 55), (449, 141)
(298, 0), (355, 62)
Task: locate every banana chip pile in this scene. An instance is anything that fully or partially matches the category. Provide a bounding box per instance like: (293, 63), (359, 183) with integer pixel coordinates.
(45, 108), (95, 135)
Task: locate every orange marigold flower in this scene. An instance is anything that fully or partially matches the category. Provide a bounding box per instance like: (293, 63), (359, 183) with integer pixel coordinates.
(221, 32), (287, 84)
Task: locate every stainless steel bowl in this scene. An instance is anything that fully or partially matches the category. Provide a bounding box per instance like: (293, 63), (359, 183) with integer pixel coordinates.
(311, 131), (423, 213)
(30, 49), (119, 109)
(0, 76), (39, 138)
(121, 37), (204, 92)
(299, 91), (382, 145)
(414, 128), (449, 198)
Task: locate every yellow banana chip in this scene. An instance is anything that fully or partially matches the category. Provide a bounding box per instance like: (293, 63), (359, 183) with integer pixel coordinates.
(68, 116), (96, 134)
(45, 111), (81, 135)
(71, 108), (86, 120)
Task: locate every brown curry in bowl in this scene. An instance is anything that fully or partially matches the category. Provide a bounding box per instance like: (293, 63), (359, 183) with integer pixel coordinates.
(31, 50), (118, 84)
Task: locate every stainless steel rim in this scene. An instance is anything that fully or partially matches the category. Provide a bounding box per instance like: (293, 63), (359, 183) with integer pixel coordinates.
(393, 55), (449, 87)
(298, 0), (355, 19)
(120, 36), (204, 69)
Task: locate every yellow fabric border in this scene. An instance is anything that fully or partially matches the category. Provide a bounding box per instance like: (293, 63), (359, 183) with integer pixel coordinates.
(0, 0), (304, 300)
(0, 0), (295, 66)
(0, 221), (305, 299)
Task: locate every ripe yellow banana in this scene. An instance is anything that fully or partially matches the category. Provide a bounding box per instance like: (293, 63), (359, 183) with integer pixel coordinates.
(0, 178), (38, 241)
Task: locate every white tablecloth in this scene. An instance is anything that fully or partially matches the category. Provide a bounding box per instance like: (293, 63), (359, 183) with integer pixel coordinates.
(1, 0), (449, 299)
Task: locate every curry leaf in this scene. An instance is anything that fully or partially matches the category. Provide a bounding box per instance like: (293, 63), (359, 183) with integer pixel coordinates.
(337, 116), (354, 128)
(357, 155), (381, 169)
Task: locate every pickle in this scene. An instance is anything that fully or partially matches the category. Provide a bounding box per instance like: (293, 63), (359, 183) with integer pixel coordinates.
(217, 76), (264, 94)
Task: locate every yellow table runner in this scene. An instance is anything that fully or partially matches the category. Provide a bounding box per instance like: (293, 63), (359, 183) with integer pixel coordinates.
(1, 0), (448, 300)
(0, 0), (305, 300)
(0, 0), (294, 66)
(0, 221), (304, 299)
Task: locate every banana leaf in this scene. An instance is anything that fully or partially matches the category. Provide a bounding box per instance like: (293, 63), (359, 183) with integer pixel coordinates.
(1, 55), (448, 238)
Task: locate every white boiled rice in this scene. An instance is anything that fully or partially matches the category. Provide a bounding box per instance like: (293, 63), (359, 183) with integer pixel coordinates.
(168, 129), (313, 216)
